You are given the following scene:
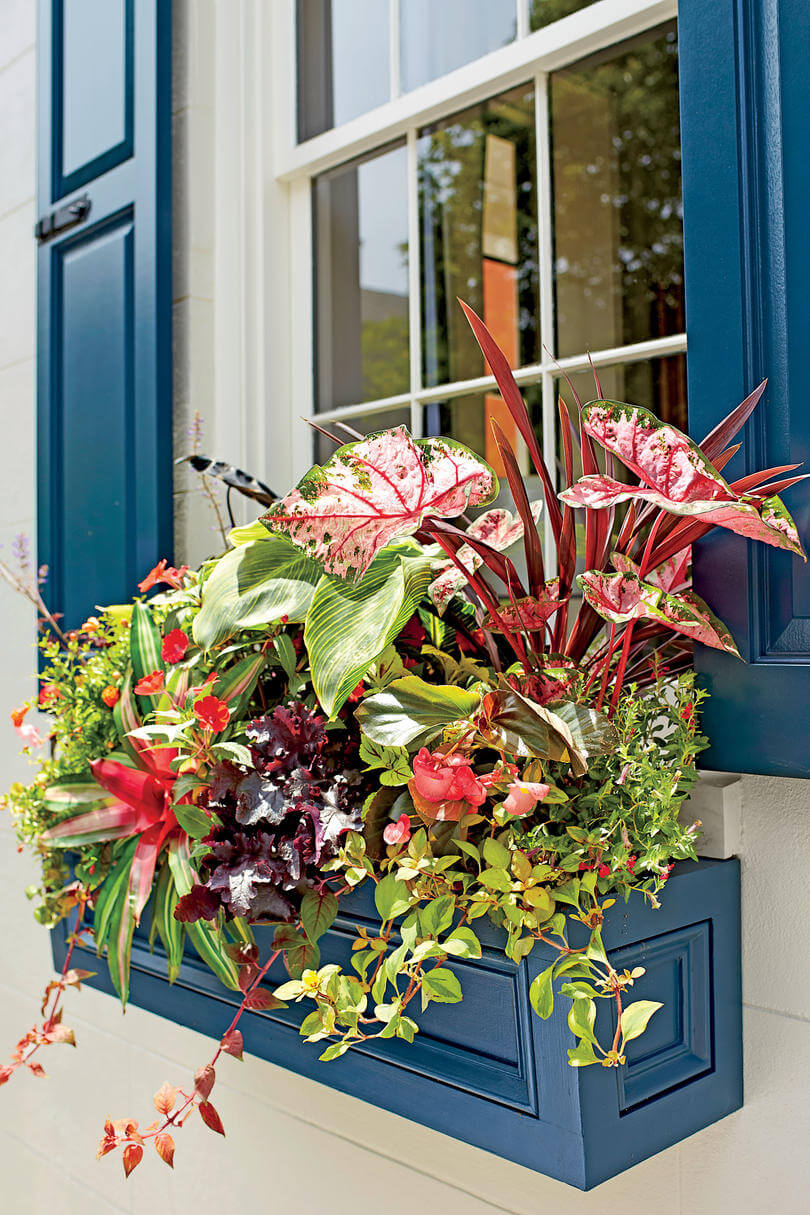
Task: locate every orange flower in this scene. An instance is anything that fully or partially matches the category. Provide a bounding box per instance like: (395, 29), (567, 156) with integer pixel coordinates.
(134, 670), (165, 696)
(10, 706), (28, 728)
(102, 686), (120, 708)
(192, 695), (230, 733)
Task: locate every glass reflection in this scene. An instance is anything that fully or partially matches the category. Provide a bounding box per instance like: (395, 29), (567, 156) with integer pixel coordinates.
(314, 143), (410, 411)
(419, 84), (539, 390)
(314, 408), (412, 465)
(400, 0), (516, 93)
(297, 0), (389, 141)
(530, 1), (597, 32)
(550, 24), (683, 356)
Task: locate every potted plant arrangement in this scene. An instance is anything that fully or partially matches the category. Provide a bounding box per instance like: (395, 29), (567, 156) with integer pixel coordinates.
(2, 305), (805, 1188)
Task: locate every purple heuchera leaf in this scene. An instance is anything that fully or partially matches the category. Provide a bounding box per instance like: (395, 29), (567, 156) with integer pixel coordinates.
(175, 884), (220, 922)
(578, 569), (741, 656)
(261, 426), (498, 582)
(560, 403), (806, 560)
(428, 501), (543, 614)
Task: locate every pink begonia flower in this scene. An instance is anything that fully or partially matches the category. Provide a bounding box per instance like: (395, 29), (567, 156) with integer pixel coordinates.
(502, 780), (550, 817)
(383, 814), (412, 847)
(411, 748), (487, 807)
(14, 722), (43, 749)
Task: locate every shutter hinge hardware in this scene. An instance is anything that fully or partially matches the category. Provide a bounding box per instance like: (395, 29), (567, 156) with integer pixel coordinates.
(35, 195), (91, 243)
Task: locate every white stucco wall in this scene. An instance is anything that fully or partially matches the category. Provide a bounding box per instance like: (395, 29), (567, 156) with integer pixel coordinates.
(1, 4), (809, 1212)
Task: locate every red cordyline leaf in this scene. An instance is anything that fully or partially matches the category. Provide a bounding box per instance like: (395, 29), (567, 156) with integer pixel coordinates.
(578, 570), (741, 656)
(427, 502), (542, 613)
(199, 1101), (225, 1136)
(560, 402), (806, 560)
(482, 581), (567, 632)
(90, 758), (167, 824)
(262, 426), (497, 582)
(122, 1142), (143, 1178)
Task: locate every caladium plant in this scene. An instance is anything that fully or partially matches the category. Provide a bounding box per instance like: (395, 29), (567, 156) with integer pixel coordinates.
(262, 427), (498, 581)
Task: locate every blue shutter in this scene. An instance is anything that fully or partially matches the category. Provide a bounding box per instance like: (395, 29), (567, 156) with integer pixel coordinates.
(37, 0), (172, 630)
(680, 0), (810, 776)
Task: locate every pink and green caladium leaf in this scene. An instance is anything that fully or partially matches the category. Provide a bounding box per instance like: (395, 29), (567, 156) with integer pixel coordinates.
(578, 569), (741, 656)
(482, 580), (567, 633)
(428, 501), (543, 614)
(262, 426), (498, 582)
(560, 402), (806, 560)
(611, 546), (691, 593)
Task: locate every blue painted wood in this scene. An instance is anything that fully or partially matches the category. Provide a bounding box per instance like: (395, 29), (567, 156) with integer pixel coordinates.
(680, 0), (810, 775)
(52, 859), (742, 1190)
(37, 0), (173, 630)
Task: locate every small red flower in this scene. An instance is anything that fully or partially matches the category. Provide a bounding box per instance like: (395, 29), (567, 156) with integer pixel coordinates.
(626, 854), (637, 873)
(161, 629), (189, 664)
(383, 814), (412, 847)
(38, 683), (61, 707)
(134, 670), (165, 696)
(347, 681), (366, 704)
(193, 695), (230, 733)
(598, 863), (611, 878)
(661, 862), (675, 882)
(680, 703), (694, 724)
(102, 686), (120, 708)
(138, 559), (189, 593)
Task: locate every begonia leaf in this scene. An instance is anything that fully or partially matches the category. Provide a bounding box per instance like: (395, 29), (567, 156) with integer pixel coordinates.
(355, 675), (481, 750)
(262, 426), (498, 582)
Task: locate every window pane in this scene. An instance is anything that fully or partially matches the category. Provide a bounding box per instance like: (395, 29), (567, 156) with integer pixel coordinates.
(530, 1), (597, 32)
(423, 383), (543, 472)
(400, 0), (516, 93)
(314, 408), (412, 464)
(419, 84), (539, 390)
(297, 0), (389, 141)
(550, 24), (683, 357)
(314, 143), (410, 411)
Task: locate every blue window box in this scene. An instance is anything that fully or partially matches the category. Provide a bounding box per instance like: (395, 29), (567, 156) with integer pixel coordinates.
(53, 857), (741, 1190)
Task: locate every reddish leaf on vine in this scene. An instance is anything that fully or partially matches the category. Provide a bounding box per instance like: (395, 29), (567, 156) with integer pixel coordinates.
(26, 1061), (46, 1078)
(262, 426), (498, 581)
(43, 1023), (75, 1046)
(199, 1101), (226, 1136)
(220, 1029), (244, 1060)
(153, 1081), (177, 1116)
(243, 988), (285, 1011)
(122, 1143), (143, 1178)
(194, 1063), (216, 1101)
(63, 968), (95, 987)
(155, 1132), (175, 1168)
(0, 1066), (13, 1086)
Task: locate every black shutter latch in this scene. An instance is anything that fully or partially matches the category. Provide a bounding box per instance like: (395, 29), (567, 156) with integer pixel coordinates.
(35, 195), (91, 243)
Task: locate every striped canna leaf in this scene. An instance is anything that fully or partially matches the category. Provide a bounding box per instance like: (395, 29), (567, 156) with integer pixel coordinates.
(167, 838), (239, 990)
(93, 839), (139, 954)
(130, 601), (165, 712)
(215, 651), (266, 718)
(150, 862), (185, 983)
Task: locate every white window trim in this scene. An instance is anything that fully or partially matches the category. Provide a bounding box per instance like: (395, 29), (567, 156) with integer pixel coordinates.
(208, 0), (684, 527)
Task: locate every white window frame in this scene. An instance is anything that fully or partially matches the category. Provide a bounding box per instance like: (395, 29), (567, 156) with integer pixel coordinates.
(210, 0), (682, 539)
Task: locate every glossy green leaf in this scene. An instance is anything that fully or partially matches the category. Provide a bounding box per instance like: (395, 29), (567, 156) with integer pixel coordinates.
(568, 996), (598, 1045)
(300, 888), (339, 944)
(355, 674), (481, 750)
(421, 967), (463, 1003)
(193, 535), (322, 650)
(374, 873), (413, 922)
(529, 965), (555, 1019)
(620, 999), (663, 1044)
